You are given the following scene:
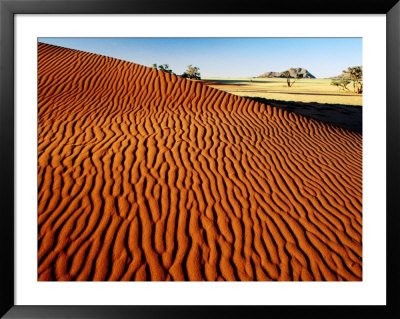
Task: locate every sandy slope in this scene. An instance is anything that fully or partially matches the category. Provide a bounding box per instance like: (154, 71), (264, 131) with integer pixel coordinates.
(38, 43), (362, 281)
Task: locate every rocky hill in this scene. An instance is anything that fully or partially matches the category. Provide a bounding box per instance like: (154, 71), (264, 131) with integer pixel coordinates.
(258, 67), (315, 79)
(329, 66), (363, 80)
(329, 72), (349, 80)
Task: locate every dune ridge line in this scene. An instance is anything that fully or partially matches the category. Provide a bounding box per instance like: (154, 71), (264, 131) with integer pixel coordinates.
(38, 42), (362, 281)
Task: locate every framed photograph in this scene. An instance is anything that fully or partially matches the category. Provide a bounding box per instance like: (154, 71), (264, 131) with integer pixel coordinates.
(1, 0), (399, 318)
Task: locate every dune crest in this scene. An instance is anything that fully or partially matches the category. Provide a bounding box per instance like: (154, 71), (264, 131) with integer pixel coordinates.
(38, 42), (362, 281)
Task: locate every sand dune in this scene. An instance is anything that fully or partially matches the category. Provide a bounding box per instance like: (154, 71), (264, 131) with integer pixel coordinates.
(38, 43), (362, 281)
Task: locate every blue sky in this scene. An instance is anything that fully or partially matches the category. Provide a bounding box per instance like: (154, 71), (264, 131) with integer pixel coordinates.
(38, 38), (362, 78)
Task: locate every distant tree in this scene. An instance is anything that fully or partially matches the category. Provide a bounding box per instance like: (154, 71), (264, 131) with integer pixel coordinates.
(331, 78), (351, 91)
(344, 66), (362, 94)
(152, 63), (175, 75)
(331, 66), (362, 94)
(282, 70), (303, 87)
(158, 64), (174, 74)
(181, 65), (201, 80)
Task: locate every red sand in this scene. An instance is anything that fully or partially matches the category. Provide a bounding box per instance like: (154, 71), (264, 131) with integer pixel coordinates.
(38, 43), (362, 281)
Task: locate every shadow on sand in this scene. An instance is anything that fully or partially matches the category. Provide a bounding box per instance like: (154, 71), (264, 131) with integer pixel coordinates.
(245, 96), (362, 134)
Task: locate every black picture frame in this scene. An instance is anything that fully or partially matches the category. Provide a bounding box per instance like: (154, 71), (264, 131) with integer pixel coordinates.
(1, 0), (399, 318)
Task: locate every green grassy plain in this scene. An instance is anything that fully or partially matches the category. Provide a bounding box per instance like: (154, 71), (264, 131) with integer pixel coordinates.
(203, 78), (362, 106)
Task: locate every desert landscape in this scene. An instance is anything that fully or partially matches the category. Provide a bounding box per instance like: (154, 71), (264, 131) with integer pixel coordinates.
(203, 77), (362, 106)
(38, 41), (362, 281)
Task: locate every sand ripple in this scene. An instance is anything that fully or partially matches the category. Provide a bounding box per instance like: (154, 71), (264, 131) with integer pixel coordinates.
(38, 43), (362, 281)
